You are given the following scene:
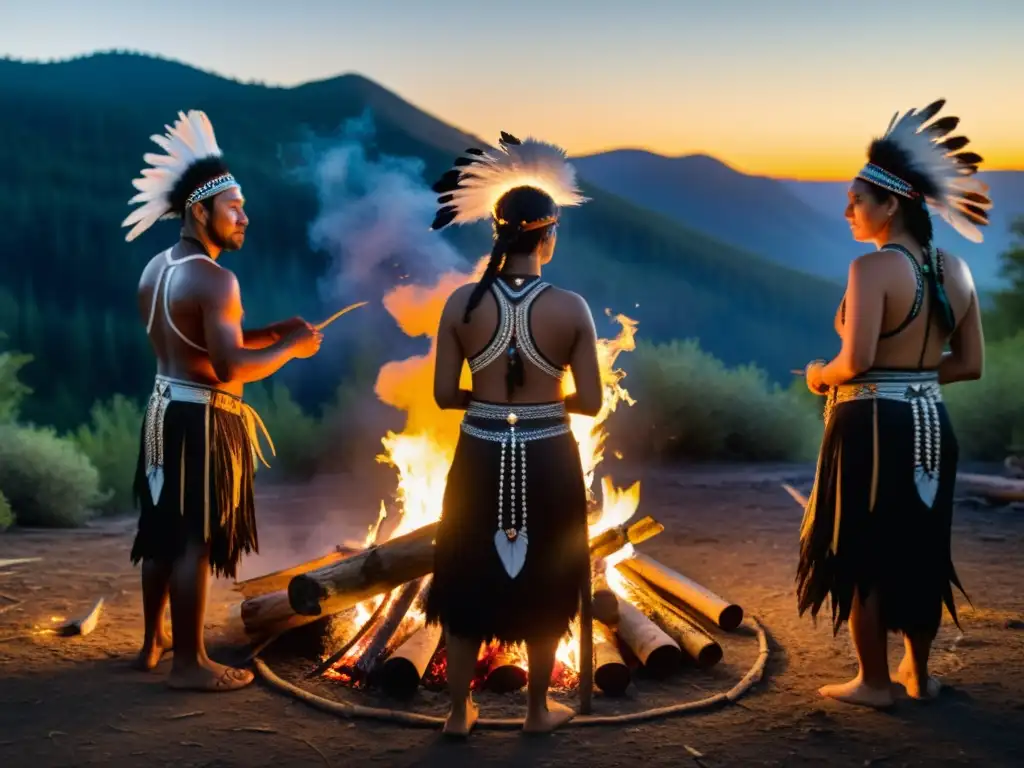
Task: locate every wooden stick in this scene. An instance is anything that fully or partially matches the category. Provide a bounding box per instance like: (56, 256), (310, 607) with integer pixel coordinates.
(236, 547), (358, 600)
(619, 553), (743, 631)
(314, 301), (369, 331)
(578, 564), (594, 714)
(307, 598), (390, 679)
(781, 483), (809, 507)
(347, 578), (425, 683)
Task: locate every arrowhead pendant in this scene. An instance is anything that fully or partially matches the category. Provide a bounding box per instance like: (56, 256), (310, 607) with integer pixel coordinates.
(494, 529), (528, 578)
(915, 466), (939, 508)
(147, 467), (165, 505)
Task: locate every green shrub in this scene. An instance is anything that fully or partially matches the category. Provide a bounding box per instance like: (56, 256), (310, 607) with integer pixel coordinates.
(244, 380), (325, 481)
(943, 332), (1024, 460)
(73, 394), (145, 515)
(610, 339), (822, 462)
(0, 423), (105, 527)
(0, 348), (33, 424)
(0, 489), (13, 531)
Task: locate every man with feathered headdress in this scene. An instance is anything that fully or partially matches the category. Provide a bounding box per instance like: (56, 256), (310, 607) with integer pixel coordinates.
(124, 110), (322, 691)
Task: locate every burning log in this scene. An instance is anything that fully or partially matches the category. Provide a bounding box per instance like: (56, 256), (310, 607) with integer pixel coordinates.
(288, 515), (664, 619)
(288, 523), (438, 617)
(593, 621), (630, 696)
(613, 594), (682, 679)
(617, 567), (723, 669)
(484, 645), (528, 693)
(379, 621), (444, 698)
(338, 578), (426, 686)
(592, 567), (620, 626)
(619, 553), (743, 631)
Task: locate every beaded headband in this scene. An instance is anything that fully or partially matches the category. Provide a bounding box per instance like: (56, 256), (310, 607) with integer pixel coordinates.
(185, 173), (240, 208)
(856, 163), (918, 199)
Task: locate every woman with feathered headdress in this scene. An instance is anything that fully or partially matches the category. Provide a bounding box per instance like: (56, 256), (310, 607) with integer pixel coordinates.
(796, 100), (989, 708)
(424, 132), (602, 735)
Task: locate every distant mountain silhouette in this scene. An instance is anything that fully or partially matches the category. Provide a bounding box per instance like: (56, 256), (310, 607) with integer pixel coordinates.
(0, 52), (842, 425)
(574, 149), (1022, 287)
(573, 150), (862, 279)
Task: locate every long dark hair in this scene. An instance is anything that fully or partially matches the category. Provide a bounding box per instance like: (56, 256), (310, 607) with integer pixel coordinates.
(862, 140), (955, 332)
(462, 185), (558, 323)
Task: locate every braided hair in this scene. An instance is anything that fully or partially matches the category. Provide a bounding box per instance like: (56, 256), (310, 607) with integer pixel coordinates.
(461, 186), (558, 323)
(861, 139), (956, 332)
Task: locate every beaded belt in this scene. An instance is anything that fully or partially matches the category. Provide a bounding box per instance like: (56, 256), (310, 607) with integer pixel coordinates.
(460, 401), (571, 579)
(143, 375), (275, 512)
(825, 370), (942, 507)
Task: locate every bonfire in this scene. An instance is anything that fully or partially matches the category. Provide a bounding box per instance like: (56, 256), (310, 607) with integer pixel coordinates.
(237, 263), (747, 703)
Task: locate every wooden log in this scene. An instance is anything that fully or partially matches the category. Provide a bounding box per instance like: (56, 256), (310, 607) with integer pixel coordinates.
(613, 595), (682, 679)
(591, 568), (620, 626)
(619, 553), (743, 631)
(589, 516), (664, 561)
(956, 472), (1024, 503)
(240, 589), (322, 640)
(344, 579), (425, 685)
(288, 523), (438, 617)
(484, 645), (528, 693)
(593, 621), (630, 696)
(288, 515), (665, 619)
(617, 567), (723, 669)
(379, 621), (443, 698)
(235, 546), (358, 599)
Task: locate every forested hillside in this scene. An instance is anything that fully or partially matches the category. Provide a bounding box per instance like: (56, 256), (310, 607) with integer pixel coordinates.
(0, 52), (842, 428)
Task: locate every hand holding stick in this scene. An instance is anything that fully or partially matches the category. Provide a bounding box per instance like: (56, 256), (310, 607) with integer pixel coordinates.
(314, 301), (369, 331)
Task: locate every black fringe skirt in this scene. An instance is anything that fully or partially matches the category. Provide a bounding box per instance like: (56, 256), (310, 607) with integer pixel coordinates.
(796, 369), (968, 637)
(425, 401), (590, 645)
(131, 393), (259, 580)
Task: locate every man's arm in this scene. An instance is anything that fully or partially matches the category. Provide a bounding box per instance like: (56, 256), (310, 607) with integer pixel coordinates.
(200, 270), (304, 383)
(565, 294), (603, 417)
(242, 326), (282, 350)
(433, 289), (472, 410)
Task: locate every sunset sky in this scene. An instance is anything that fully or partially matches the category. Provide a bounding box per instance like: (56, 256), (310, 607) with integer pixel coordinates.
(3, 0), (1021, 180)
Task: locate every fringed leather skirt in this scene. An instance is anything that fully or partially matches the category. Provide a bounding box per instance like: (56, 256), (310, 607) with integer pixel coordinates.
(425, 400), (590, 645)
(796, 369), (968, 637)
(131, 375), (275, 580)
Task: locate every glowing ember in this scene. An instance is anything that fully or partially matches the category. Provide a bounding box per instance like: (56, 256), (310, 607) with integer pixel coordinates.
(324, 257), (642, 686)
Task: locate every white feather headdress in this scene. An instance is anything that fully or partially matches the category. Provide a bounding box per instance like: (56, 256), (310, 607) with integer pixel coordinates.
(429, 131), (588, 231)
(121, 110), (239, 242)
(856, 99), (992, 243)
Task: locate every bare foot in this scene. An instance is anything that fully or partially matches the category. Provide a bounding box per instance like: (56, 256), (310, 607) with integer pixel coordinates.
(892, 656), (942, 700)
(442, 699), (479, 739)
(167, 659), (254, 692)
(818, 677), (893, 709)
(132, 632), (174, 671)
(523, 699), (576, 734)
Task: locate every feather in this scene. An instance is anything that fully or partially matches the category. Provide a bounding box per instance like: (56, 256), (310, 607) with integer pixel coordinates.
(869, 99), (992, 243)
(429, 131), (588, 230)
(122, 110), (231, 242)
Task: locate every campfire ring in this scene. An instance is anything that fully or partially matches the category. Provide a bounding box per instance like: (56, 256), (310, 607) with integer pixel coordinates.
(252, 615), (770, 729)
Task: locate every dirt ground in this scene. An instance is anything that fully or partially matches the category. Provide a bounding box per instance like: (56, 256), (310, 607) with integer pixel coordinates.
(1, 462), (1023, 768)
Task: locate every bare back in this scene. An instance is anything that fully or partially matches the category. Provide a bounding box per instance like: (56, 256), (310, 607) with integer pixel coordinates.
(438, 276), (600, 408)
(137, 245), (242, 395)
(835, 246), (979, 370)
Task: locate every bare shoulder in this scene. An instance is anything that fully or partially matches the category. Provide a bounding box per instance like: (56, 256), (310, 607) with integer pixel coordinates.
(439, 282), (477, 324)
(546, 285), (591, 313)
(939, 250), (975, 290)
(190, 260), (239, 310)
